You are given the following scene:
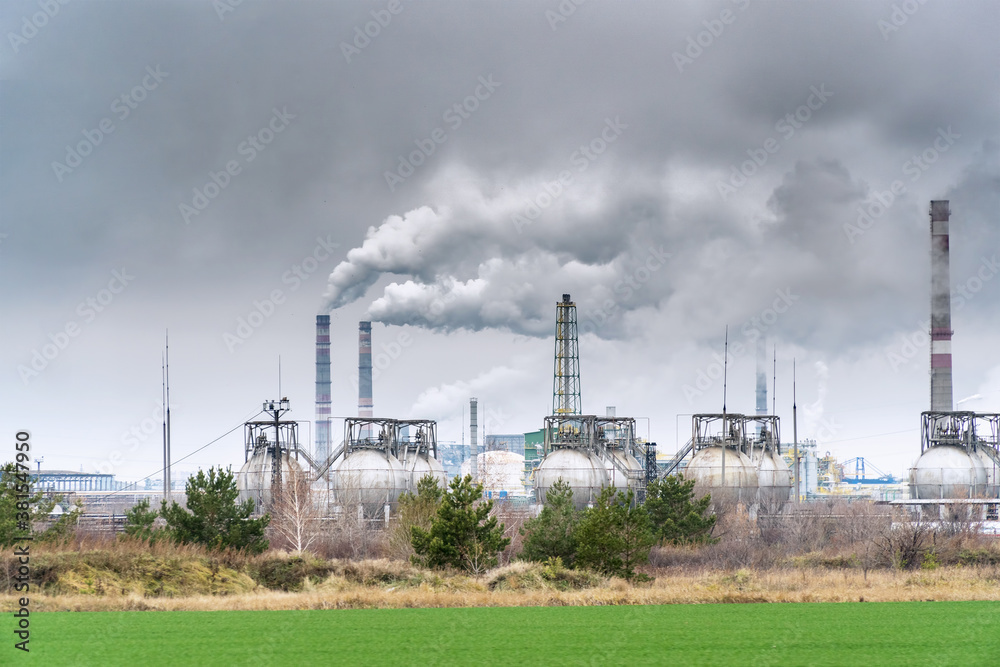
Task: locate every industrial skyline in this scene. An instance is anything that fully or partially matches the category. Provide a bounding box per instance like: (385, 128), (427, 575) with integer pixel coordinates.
(2, 1), (999, 484)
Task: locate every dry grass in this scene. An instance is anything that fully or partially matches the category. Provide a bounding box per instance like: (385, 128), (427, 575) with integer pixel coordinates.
(5, 563), (998, 612)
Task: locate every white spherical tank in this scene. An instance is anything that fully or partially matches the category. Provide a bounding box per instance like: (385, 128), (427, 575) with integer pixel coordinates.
(534, 448), (609, 509)
(909, 445), (988, 499)
(973, 449), (1000, 498)
(237, 450), (304, 510)
(332, 449), (407, 507)
(756, 450), (792, 509)
(461, 450), (525, 497)
(605, 451), (644, 492)
(403, 453), (448, 493)
(686, 446), (759, 506)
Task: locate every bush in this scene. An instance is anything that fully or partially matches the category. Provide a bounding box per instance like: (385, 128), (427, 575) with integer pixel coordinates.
(160, 467), (270, 554)
(575, 487), (655, 581)
(520, 479), (579, 566)
(0, 462), (81, 546)
(411, 475), (510, 575)
(644, 474), (716, 545)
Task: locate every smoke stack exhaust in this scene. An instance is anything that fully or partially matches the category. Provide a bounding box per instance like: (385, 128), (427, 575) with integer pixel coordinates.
(358, 321), (373, 418)
(929, 200), (953, 412)
(755, 337), (767, 435)
(315, 315), (331, 461)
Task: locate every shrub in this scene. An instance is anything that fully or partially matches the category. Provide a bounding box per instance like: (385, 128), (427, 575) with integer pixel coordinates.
(520, 479), (579, 566)
(160, 467), (270, 554)
(575, 487), (655, 581)
(411, 475), (510, 575)
(644, 474), (716, 545)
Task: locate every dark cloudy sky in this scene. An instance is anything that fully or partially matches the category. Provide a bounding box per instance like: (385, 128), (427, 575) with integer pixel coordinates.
(2, 0), (998, 483)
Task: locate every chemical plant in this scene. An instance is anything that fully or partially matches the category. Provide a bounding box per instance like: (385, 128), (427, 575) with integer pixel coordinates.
(37, 200), (999, 526)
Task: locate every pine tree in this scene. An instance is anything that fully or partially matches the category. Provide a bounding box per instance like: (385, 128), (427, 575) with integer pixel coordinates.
(122, 497), (161, 541)
(520, 478), (579, 566)
(411, 475), (510, 575)
(575, 487), (654, 581)
(644, 474), (716, 545)
(389, 474), (445, 559)
(0, 462), (81, 546)
(160, 466), (270, 554)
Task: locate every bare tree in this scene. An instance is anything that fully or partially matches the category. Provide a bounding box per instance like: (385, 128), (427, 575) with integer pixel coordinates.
(839, 500), (892, 581)
(270, 467), (320, 554)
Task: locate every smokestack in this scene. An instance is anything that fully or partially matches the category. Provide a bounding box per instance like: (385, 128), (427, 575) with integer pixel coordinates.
(755, 337), (767, 434)
(929, 200), (953, 412)
(470, 397), (478, 481)
(358, 321), (373, 418)
(315, 315), (331, 461)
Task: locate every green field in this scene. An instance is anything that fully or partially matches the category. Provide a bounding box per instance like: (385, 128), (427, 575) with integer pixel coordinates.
(12, 602), (999, 665)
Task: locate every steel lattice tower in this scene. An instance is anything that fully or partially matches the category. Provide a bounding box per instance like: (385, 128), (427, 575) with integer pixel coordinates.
(552, 294), (582, 415)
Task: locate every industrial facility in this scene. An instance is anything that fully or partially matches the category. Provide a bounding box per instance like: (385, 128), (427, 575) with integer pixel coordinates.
(39, 200), (1000, 528)
(904, 201), (1000, 517)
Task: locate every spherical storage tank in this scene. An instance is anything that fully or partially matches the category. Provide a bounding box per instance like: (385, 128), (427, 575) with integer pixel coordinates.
(756, 450), (792, 508)
(686, 446), (758, 506)
(909, 445), (989, 499)
(403, 453), (448, 493)
(534, 448), (609, 509)
(605, 450), (644, 492)
(332, 449), (407, 508)
(973, 448), (999, 498)
(238, 450), (304, 510)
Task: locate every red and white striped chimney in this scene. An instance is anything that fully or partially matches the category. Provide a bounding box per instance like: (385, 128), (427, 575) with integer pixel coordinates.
(929, 200), (953, 412)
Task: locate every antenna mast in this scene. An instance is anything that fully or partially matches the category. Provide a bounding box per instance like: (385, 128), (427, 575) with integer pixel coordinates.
(722, 326), (729, 416)
(772, 345), (776, 416)
(793, 358), (799, 504)
(165, 331), (172, 504)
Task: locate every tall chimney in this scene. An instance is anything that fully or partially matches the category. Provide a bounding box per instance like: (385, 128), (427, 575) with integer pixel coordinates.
(470, 397), (478, 481)
(755, 337), (767, 434)
(358, 321), (373, 418)
(929, 200), (953, 412)
(315, 315), (331, 461)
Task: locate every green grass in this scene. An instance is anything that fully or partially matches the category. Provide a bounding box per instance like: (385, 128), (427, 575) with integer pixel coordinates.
(15, 602), (1000, 665)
